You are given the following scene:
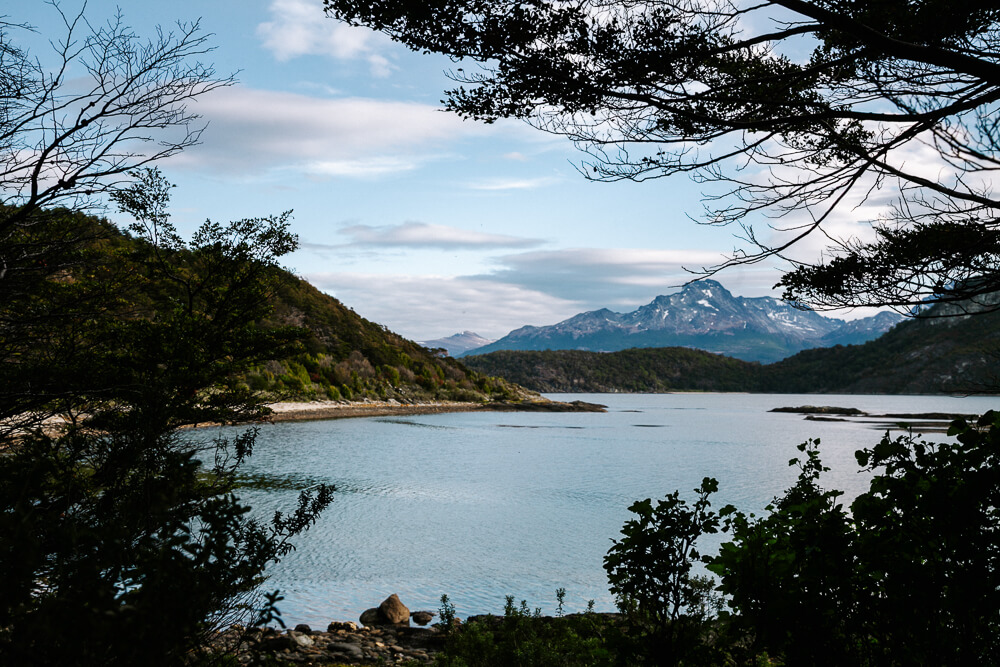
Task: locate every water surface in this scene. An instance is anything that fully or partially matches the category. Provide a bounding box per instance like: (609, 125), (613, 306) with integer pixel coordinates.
(225, 393), (998, 624)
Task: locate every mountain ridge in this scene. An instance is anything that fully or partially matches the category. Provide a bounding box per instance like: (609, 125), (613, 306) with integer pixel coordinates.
(460, 280), (902, 362)
(461, 297), (1000, 395)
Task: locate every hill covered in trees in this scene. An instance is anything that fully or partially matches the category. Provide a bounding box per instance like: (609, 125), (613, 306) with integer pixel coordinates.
(14, 208), (531, 408)
(463, 306), (1000, 395)
(250, 273), (528, 404)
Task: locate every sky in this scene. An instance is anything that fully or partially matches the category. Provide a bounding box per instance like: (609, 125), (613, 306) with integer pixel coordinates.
(14, 0), (889, 342)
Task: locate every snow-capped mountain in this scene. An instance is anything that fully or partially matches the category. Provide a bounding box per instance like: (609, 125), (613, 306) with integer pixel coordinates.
(461, 280), (902, 363)
(420, 331), (496, 356)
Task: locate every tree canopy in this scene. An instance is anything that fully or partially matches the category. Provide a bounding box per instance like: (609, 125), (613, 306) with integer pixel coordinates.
(323, 0), (1000, 312)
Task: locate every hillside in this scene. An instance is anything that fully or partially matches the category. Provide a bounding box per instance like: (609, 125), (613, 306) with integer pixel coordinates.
(463, 303), (1000, 395)
(760, 308), (1000, 394)
(464, 347), (759, 393)
(10, 209), (533, 407)
(463, 280), (901, 362)
(249, 274), (530, 404)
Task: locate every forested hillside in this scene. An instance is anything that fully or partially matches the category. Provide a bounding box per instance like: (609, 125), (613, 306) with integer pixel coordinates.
(464, 348), (759, 393)
(13, 208), (528, 406)
(252, 273), (527, 403)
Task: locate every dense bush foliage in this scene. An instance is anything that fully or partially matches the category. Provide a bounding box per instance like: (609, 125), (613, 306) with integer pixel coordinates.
(605, 479), (727, 665)
(434, 593), (620, 667)
(0, 176), (333, 665)
(615, 414), (1000, 665)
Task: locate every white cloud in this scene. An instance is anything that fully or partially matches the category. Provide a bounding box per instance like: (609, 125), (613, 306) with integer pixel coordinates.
(304, 272), (581, 340)
(466, 176), (561, 191)
(257, 0), (395, 76)
(337, 221), (543, 249)
(171, 86), (491, 177)
(305, 157), (420, 178)
(300, 245), (792, 340)
(482, 247), (735, 309)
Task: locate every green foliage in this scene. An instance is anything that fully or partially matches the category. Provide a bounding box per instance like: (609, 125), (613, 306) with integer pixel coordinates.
(600, 416), (1000, 665)
(434, 593), (617, 667)
(706, 416), (1000, 665)
(0, 173), (333, 665)
(709, 441), (859, 665)
(605, 479), (729, 666)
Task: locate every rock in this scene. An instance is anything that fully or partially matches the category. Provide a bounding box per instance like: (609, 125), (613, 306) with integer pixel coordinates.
(289, 631), (314, 648)
(254, 635), (294, 652)
(411, 611), (435, 626)
(327, 620), (358, 633)
(293, 623), (312, 634)
(359, 607), (382, 626)
(378, 593), (410, 625)
(328, 642), (364, 659)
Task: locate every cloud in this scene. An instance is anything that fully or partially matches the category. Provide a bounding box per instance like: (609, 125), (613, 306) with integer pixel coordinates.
(301, 246), (788, 340)
(172, 86), (491, 177)
(466, 176), (561, 191)
(336, 221), (544, 249)
(483, 247), (738, 306)
(257, 0), (395, 76)
(303, 272), (581, 340)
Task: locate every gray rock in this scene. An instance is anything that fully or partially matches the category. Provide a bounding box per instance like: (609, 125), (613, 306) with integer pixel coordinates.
(379, 593), (410, 625)
(329, 642), (364, 658)
(293, 623), (312, 634)
(410, 611), (435, 626)
(289, 631), (314, 648)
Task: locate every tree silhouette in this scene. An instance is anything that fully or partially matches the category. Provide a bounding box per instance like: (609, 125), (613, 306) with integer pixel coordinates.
(323, 0), (1000, 311)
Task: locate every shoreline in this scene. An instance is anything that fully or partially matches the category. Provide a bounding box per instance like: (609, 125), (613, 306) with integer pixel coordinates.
(265, 398), (606, 423)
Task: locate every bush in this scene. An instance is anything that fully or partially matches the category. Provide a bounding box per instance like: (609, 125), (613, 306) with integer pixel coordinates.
(435, 593), (617, 667)
(604, 478), (728, 665)
(709, 415), (1000, 665)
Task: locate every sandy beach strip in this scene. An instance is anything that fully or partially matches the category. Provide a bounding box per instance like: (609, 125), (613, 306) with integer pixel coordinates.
(265, 400), (489, 423)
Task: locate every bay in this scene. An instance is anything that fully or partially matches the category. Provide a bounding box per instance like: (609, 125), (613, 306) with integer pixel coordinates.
(224, 392), (999, 625)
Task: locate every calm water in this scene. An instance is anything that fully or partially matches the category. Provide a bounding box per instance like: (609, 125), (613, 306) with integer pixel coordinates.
(220, 393), (999, 625)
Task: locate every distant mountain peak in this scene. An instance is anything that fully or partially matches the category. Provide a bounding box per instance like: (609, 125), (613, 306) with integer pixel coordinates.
(420, 331), (496, 357)
(461, 282), (903, 362)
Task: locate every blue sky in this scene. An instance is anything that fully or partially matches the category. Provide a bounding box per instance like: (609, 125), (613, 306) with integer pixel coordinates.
(15, 0), (884, 341)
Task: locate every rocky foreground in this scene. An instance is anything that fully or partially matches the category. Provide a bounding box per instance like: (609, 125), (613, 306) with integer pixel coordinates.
(206, 621), (445, 665)
(203, 594), (444, 665)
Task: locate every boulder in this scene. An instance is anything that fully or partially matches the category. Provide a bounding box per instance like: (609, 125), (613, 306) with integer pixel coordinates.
(294, 623), (312, 634)
(359, 608), (382, 627)
(379, 593), (410, 625)
(410, 611), (435, 626)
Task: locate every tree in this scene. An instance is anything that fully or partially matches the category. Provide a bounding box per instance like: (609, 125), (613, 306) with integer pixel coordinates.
(0, 170), (334, 666)
(323, 0), (1000, 312)
(604, 478), (728, 665)
(0, 7), (333, 665)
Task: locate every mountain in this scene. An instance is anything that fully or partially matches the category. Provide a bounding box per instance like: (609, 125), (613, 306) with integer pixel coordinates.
(462, 280), (902, 363)
(462, 297), (1000, 395)
(420, 331), (496, 356)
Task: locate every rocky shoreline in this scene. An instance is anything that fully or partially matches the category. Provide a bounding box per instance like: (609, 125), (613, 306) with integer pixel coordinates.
(206, 620), (446, 665)
(266, 398), (606, 423)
